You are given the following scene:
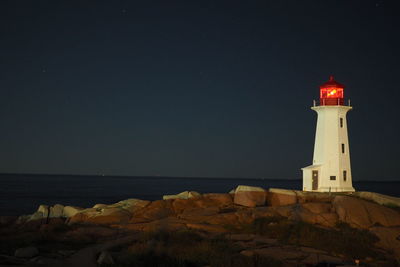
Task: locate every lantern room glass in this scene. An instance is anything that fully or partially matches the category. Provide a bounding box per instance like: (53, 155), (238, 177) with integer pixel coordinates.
(320, 88), (344, 99)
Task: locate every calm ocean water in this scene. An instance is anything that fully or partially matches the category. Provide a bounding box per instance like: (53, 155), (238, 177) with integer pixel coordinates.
(0, 174), (399, 216)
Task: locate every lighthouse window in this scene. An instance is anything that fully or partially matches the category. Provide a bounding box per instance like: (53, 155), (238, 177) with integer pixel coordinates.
(330, 176), (336, 180)
(340, 118), (343, 128)
(341, 143), (345, 153)
(343, 170), (347, 181)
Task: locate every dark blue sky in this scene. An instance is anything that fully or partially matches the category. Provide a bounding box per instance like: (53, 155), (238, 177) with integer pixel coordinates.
(0, 0), (399, 179)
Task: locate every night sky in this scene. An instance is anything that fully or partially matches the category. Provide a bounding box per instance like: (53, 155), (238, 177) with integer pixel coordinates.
(0, 1), (399, 180)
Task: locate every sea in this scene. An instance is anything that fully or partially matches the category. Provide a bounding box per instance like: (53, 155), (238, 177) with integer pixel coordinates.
(0, 173), (399, 216)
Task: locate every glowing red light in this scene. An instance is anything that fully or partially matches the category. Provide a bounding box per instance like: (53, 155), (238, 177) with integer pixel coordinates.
(320, 87), (343, 99)
(319, 76), (344, 105)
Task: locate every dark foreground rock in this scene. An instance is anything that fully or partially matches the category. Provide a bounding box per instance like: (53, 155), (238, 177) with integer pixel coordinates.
(1, 187), (400, 266)
(14, 247), (39, 258)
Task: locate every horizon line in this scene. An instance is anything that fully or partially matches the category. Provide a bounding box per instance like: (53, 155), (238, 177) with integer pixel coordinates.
(0, 172), (399, 182)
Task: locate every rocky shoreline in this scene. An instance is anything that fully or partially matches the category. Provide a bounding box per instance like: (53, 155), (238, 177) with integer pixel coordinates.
(1, 186), (400, 266)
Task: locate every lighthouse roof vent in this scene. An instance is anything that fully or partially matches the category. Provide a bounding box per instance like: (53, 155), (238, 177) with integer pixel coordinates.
(320, 75), (344, 89)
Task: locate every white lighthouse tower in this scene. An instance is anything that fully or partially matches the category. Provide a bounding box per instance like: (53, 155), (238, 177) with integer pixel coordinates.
(302, 76), (355, 192)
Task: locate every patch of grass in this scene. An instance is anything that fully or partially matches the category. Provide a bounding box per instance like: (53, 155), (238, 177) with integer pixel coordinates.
(104, 230), (282, 267)
(246, 217), (379, 260)
(0, 223), (99, 255)
(142, 229), (203, 246)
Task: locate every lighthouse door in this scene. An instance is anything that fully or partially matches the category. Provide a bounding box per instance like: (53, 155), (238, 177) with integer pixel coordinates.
(312, 171), (318, 190)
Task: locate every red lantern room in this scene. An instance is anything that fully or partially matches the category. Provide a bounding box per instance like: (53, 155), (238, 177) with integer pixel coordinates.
(319, 76), (344, 106)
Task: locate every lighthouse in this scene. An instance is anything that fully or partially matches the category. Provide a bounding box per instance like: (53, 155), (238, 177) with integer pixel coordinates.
(302, 76), (355, 192)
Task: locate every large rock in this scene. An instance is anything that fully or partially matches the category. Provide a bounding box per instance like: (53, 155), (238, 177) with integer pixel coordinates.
(27, 204), (65, 220)
(15, 247), (39, 258)
(295, 191), (335, 203)
(353, 191), (400, 208)
(267, 188), (298, 206)
(163, 191), (201, 200)
(186, 223), (227, 233)
(97, 251), (114, 265)
(178, 206), (219, 219)
(251, 207), (278, 219)
(27, 211), (45, 221)
(68, 212), (91, 224)
(50, 204), (64, 218)
(234, 185), (267, 207)
(253, 204), (337, 227)
(72, 208), (100, 219)
(24, 205), (50, 222)
(172, 194), (233, 214)
(273, 205), (295, 217)
(37, 205), (50, 217)
(301, 202), (332, 214)
(69, 207), (131, 225)
(68, 199), (152, 224)
(108, 198), (151, 214)
(117, 217), (187, 232)
(252, 206), (292, 221)
(63, 206), (84, 218)
(206, 212), (241, 225)
(172, 198), (198, 214)
(93, 204), (108, 209)
(130, 200), (175, 223)
(291, 206), (338, 227)
(254, 204), (337, 227)
(333, 195), (400, 229)
(202, 193), (233, 206)
(369, 226), (400, 260)
(24, 204), (83, 220)
(146, 217), (187, 232)
(267, 190), (334, 204)
(116, 198), (151, 208)
(91, 208), (131, 224)
(92, 199), (150, 210)
(179, 210), (237, 226)
(235, 209), (256, 225)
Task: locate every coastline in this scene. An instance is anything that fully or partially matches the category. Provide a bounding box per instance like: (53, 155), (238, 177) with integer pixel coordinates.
(1, 174), (399, 217)
(1, 186), (400, 266)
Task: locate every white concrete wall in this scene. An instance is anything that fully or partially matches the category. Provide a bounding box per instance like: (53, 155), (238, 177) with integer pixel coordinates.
(302, 169), (312, 191)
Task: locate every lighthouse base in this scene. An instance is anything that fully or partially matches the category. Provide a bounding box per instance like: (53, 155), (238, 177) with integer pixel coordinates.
(307, 186), (355, 193)
(302, 165), (355, 192)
